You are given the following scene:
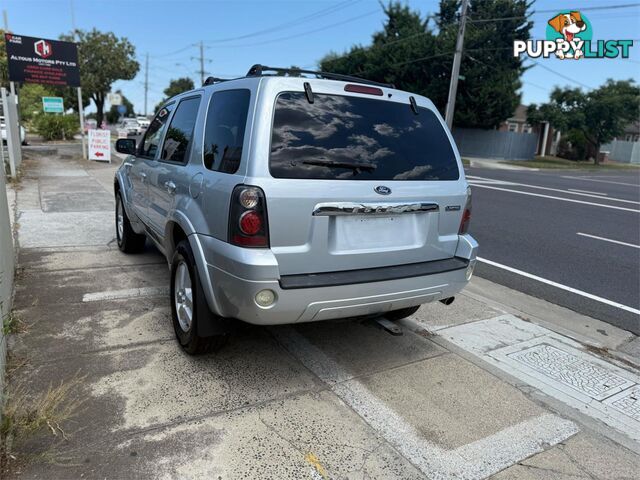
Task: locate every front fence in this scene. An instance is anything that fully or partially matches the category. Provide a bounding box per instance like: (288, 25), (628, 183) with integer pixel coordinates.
(601, 140), (640, 164)
(452, 128), (538, 160)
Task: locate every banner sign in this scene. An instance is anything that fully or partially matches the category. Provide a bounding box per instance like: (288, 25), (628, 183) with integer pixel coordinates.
(88, 129), (111, 162)
(42, 96), (64, 113)
(4, 33), (80, 86)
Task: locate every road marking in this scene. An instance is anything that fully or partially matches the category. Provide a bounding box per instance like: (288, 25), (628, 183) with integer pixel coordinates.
(82, 286), (169, 302)
(477, 257), (640, 315)
(433, 315), (640, 442)
(561, 176), (640, 187)
(468, 176), (639, 205)
(273, 327), (578, 479)
(577, 232), (640, 249)
(469, 184), (640, 213)
(568, 188), (607, 196)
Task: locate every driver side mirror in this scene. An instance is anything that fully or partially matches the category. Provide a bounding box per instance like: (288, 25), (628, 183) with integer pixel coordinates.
(116, 138), (136, 155)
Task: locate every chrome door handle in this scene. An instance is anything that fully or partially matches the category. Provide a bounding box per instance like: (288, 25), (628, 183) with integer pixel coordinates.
(124, 162), (133, 169)
(140, 172), (147, 183)
(164, 181), (176, 194)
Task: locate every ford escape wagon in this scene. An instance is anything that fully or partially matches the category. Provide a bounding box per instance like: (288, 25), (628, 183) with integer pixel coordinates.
(114, 65), (478, 354)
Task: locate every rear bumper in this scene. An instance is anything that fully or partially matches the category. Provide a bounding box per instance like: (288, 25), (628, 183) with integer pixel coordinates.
(196, 233), (478, 326)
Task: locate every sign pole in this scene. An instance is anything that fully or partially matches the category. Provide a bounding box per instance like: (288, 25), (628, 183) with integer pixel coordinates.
(77, 87), (86, 160)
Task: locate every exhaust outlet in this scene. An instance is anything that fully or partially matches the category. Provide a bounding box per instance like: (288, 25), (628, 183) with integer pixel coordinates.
(439, 297), (455, 306)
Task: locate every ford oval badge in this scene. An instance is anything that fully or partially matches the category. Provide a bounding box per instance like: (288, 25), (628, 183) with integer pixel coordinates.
(374, 185), (391, 195)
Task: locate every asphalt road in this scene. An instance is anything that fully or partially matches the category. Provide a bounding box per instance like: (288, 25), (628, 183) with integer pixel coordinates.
(466, 166), (640, 335)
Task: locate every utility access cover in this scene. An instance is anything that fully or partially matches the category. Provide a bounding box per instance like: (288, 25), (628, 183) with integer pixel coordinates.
(508, 343), (634, 401)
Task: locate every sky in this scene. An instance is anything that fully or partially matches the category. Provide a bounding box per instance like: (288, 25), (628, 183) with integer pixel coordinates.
(3, 0), (640, 115)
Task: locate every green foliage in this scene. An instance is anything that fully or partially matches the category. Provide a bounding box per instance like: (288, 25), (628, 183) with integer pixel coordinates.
(18, 84), (53, 124)
(529, 79), (640, 162)
(34, 114), (79, 141)
(106, 90), (135, 124)
(60, 29), (139, 126)
(0, 30), (8, 89)
(556, 130), (588, 161)
(52, 86), (91, 114)
(154, 77), (195, 112)
(164, 77), (194, 98)
(320, 0), (532, 128)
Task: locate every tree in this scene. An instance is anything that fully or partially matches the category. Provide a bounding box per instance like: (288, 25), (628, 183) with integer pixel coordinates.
(60, 29), (139, 126)
(163, 77), (194, 98)
(154, 77), (195, 112)
(528, 80), (640, 163)
(320, 1), (533, 129)
(0, 30), (9, 89)
(432, 0), (533, 128)
(53, 86), (91, 114)
(105, 90), (134, 124)
(18, 83), (54, 124)
(321, 3), (437, 96)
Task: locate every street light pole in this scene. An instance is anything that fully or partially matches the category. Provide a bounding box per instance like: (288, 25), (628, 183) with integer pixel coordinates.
(144, 53), (149, 116)
(199, 41), (205, 85)
(444, 0), (469, 130)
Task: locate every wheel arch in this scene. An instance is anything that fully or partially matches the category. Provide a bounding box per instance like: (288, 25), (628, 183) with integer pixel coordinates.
(166, 213), (223, 317)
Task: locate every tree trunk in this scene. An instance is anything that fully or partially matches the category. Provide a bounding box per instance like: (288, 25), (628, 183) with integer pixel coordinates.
(594, 143), (601, 165)
(94, 92), (105, 127)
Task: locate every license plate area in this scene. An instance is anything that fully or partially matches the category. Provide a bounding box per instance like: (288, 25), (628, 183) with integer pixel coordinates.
(329, 214), (423, 253)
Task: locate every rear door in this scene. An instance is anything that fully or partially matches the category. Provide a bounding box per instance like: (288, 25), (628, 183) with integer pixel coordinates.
(259, 87), (467, 275)
(147, 95), (201, 235)
(131, 103), (174, 225)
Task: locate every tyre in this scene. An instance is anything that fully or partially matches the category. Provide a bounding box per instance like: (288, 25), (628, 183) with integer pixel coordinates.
(115, 192), (146, 253)
(170, 240), (227, 355)
(385, 305), (420, 321)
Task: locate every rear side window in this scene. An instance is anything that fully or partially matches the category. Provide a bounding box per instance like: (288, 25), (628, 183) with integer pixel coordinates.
(203, 89), (250, 174)
(161, 96), (201, 164)
(140, 103), (174, 158)
(270, 92), (459, 180)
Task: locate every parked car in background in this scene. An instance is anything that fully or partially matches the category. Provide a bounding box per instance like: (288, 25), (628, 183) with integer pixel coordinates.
(136, 116), (150, 130)
(114, 65), (477, 355)
(119, 118), (142, 136)
(1, 116), (27, 145)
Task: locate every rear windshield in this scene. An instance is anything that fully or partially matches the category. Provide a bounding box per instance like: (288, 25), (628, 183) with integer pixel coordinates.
(269, 92), (459, 180)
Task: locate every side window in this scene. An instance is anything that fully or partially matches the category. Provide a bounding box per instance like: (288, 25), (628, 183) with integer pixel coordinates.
(161, 96), (201, 164)
(140, 103), (174, 158)
(203, 89), (250, 174)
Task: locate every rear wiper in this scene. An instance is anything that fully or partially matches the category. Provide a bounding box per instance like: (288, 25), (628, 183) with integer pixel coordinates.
(302, 159), (377, 172)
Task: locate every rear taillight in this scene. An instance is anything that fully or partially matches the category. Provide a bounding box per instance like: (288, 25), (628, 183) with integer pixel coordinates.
(459, 190), (472, 235)
(229, 185), (269, 247)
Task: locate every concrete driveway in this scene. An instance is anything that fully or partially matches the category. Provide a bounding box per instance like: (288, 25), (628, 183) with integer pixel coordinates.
(4, 145), (639, 479)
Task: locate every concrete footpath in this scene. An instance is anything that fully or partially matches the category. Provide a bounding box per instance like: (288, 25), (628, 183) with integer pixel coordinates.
(2, 144), (639, 479)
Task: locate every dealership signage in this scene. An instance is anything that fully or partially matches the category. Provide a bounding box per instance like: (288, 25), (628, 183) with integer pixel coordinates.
(42, 96), (64, 113)
(4, 33), (80, 86)
(88, 129), (111, 163)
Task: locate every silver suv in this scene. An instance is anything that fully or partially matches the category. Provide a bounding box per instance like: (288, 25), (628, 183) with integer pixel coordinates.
(114, 65), (478, 354)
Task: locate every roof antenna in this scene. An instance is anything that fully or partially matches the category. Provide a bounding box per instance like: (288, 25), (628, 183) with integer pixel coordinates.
(304, 82), (314, 104)
(409, 96), (419, 115)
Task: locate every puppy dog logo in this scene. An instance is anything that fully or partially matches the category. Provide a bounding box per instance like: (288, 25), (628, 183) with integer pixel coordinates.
(514, 12), (632, 60)
(546, 11), (590, 59)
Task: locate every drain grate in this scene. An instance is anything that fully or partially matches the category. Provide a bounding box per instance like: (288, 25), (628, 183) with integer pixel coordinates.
(508, 344), (634, 401)
(605, 385), (640, 421)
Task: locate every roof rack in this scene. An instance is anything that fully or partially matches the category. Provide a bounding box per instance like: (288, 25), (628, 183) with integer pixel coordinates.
(246, 64), (394, 89)
(203, 76), (234, 86)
